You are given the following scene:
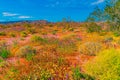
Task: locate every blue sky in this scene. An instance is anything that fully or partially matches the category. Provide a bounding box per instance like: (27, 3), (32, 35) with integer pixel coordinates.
(0, 0), (105, 22)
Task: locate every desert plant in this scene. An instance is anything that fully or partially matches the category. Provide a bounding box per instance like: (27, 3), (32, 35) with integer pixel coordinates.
(31, 35), (48, 44)
(69, 27), (74, 31)
(84, 49), (120, 80)
(9, 32), (16, 37)
(86, 22), (102, 33)
(113, 31), (120, 37)
(15, 46), (36, 60)
(72, 67), (94, 80)
(103, 36), (113, 43)
(52, 30), (58, 35)
(0, 41), (10, 58)
(20, 31), (28, 37)
(72, 67), (84, 80)
(0, 32), (6, 36)
(27, 28), (36, 34)
(79, 42), (102, 56)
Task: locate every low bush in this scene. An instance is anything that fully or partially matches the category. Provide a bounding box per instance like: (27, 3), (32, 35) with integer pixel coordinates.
(69, 28), (74, 31)
(0, 32), (6, 36)
(86, 22), (102, 33)
(0, 41), (10, 58)
(15, 46), (36, 60)
(27, 28), (36, 34)
(31, 35), (48, 44)
(72, 67), (94, 80)
(79, 42), (102, 56)
(9, 32), (16, 37)
(20, 31), (28, 37)
(52, 30), (58, 35)
(113, 31), (120, 37)
(84, 49), (120, 80)
(103, 36), (113, 43)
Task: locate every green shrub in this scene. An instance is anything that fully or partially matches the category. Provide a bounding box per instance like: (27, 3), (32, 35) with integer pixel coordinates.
(99, 31), (107, 36)
(52, 30), (58, 35)
(0, 58), (6, 67)
(86, 22), (102, 33)
(113, 31), (120, 37)
(79, 42), (102, 56)
(72, 67), (84, 80)
(72, 67), (94, 80)
(20, 31), (28, 37)
(0, 41), (10, 58)
(27, 28), (36, 34)
(16, 46), (36, 60)
(31, 35), (48, 44)
(103, 36), (113, 43)
(0, 32), (6, 36)
(69, 28), (74, 31)
(9, 32), (16, 37)
(84, 49), (120, 80)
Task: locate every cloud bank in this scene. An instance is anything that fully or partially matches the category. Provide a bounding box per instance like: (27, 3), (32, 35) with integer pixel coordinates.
(91, 0), (105, 5)
(2, 12), (19, 17)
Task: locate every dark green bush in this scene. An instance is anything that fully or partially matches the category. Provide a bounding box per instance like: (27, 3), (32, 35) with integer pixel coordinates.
(113, 31), (120, 37)
(0, 41), (10, 58)
(72, 67), (94, 80)
(20, 31), (28, 37)
(86, 22), (102, 33)
(0, 32), (6, 36)
(9, 32), (16, 37)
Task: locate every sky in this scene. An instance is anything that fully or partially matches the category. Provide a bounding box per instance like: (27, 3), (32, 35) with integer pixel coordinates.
(0, 0), (106, 22)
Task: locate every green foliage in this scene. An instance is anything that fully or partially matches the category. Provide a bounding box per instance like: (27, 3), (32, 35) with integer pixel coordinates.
(52, 30), (58, 35)
(69, 28), (74, 31)
(27, 28), (36, 34)
(31, 35), (48, 44)
(103, 36), (113, 43)
(20, 31), (28, 37)
(9, 32), (16, 37)
(87, 0), (120, 31)
(16, 45), (36, 60)
(0, 41), (10, 58)
(105, 0), (120, 30)
(113, 31), (120, 37)
(0, 32), (6, 36)
(86, 22), (102, 33)
(86, 7), (104, 22)
(72, 67), (94, 80)
(84, 49), (120, 80)
(72, 67), (84, 80)
(79, 42), (102, 56)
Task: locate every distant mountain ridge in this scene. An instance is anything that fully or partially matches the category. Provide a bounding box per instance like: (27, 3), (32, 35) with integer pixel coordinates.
(0, 20), (49, 24)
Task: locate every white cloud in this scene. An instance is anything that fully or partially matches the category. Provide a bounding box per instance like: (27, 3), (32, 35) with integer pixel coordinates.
(91, 0), (104, 5)
(2, 12), (19, 16)
(18, 16), (32, 19)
